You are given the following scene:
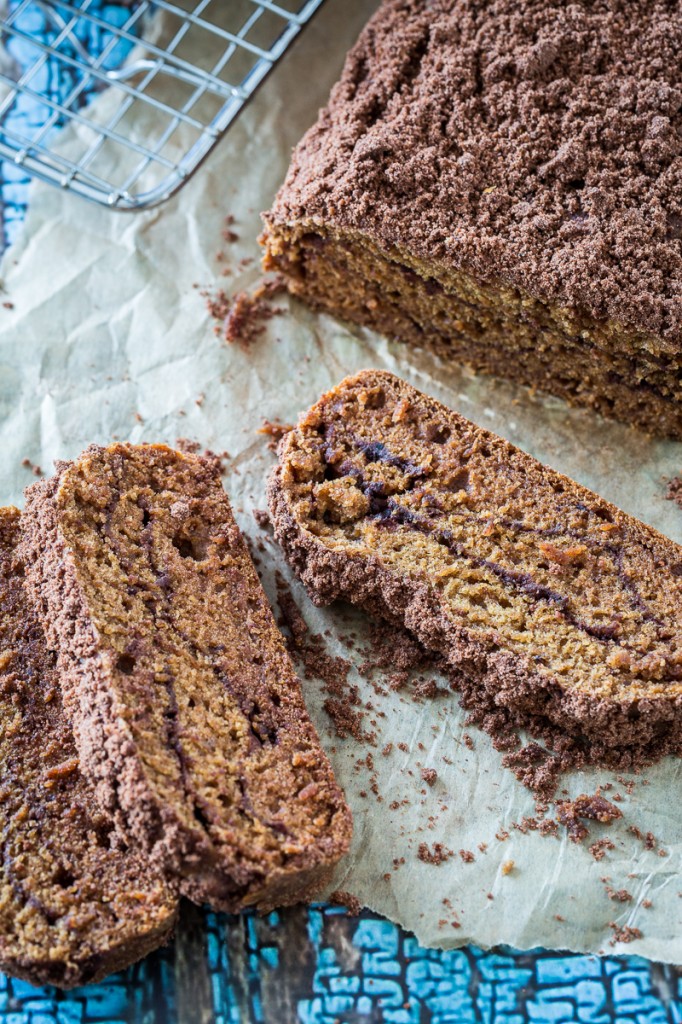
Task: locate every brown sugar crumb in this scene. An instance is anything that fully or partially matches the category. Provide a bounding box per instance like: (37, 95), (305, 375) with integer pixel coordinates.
(329, 890), (362, 915)
(604, 885), (632, 902)
(478, 842), (488, 853)
(175, 438), (201, 454)
(628, 826), (657, 849)
(382, 742), (393, 756)
(220, 214), (239, 245)
(412, 678), (446, 700)
(609, 924), (643, 945)
(258, 419), (294, 452)
(665, 476), (682, 509)
(421, 767), (437, 786)
(205, 275), (287, 347)
(459, 849), (475, 863)
(590, 838), (616, 861)
(501, 860), (515, 876)
(253, 509), (271, 530)
(360, 620), (431, 677)
(502, 743), (563, 798)
(462, 733), (475, 750)
(21, 458), (43, 477)
(555, 914), (565, 922)
(615, 775), (636, 796)
(496, 829), (510, 842)
(418, 842), (453, 865)
(275, 574), (369, 743)
(175, 441), (229, 476)
(2, 301), (14, 310)
(555, 791), (623, 843)
(642, 899), (652, 908)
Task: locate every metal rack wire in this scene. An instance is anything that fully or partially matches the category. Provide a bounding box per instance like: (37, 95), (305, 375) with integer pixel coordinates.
(0, 0), (325, 211)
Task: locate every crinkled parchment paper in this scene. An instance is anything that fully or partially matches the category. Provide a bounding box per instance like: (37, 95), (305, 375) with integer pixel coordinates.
(1, 0), (682, 964)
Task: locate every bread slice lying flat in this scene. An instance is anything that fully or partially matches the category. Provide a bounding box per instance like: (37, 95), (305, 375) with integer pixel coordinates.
(21, 444), (351, 912)
(268, 370), (682, 768)
(0, 507), (176, 988)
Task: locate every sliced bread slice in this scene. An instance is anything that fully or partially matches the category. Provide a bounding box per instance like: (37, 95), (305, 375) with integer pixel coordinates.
(267, 370), (682, 768)
(21, 445), (351, 911)
(0, 507), (176, 989)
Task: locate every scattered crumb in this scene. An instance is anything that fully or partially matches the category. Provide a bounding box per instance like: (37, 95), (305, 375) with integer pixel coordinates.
(589, 838), (616, 861)
(628, 826), (657, 850)
(665, 476), (682, 508)
(175, 437), (201, 454)
(604, 885), (632, 902)
(459, 849), (475, 863)
(609, 923), (642, 945)
(418, 842), (453, 865)
(258, 418), (293, 452)
(21, 457), (42, 476)
(205, 275), (287, 347)
(275, 573), (372, 744)
(421, 767), (437, 787)
(3, 300), (14, 310)
(642, 899), (652, 908)
(502, 742), (563, 799)
(175, 439), (230, 474)
(329, 890), (362, 915)
(501, 860), (515, 876)
(252, 509), (271, 530)
(555, 791), (622, 843)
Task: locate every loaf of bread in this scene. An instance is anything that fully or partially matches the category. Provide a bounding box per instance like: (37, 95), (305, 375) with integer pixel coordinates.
(0, 507), (176, 988)
(21, 444), (352, 912)
(262, 0), (682, 438)
(268, 370), (682, 767)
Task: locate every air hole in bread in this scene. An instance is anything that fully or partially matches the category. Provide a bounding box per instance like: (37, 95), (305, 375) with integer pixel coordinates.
(116, 654), (135, 675)
(173, 534), (208, 561)
(53, 866), (75, 889)
(425, 422), (450, 443)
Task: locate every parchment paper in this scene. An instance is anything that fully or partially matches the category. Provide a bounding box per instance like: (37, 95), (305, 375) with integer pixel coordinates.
(1, 0), (682, 963)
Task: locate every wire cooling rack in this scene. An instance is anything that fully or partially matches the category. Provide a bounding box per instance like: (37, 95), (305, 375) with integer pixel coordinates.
(0, 0), (325, 211)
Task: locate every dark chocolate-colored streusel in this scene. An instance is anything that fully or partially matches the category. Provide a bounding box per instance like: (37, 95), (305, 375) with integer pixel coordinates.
(267, 0), (682, 344)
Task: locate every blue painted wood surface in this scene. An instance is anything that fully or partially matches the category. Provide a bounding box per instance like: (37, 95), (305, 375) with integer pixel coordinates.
(0, 4), (680, 1021)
